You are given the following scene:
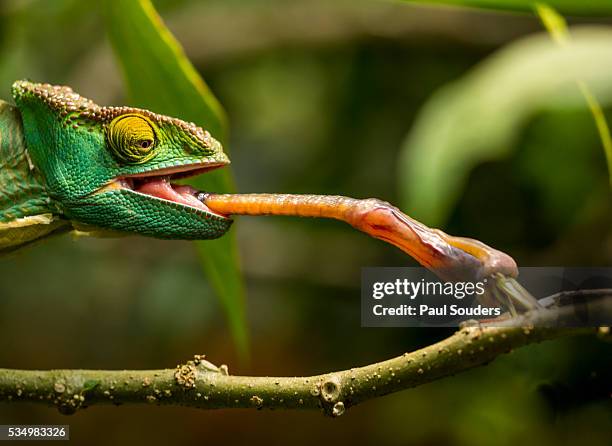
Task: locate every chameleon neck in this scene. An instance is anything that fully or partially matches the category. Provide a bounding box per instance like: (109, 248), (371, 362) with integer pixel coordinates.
(0, 100), (68, 253)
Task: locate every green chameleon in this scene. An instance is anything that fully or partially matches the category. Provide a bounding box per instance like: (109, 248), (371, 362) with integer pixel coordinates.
(0, 80), (232, 252)
(1, 81), (524, 301)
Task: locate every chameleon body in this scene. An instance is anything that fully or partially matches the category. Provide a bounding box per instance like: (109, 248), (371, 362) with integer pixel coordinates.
(0, 81), (232, 253)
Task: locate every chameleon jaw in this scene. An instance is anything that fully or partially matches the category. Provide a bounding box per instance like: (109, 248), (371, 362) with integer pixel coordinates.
(99, 163), (230, 219)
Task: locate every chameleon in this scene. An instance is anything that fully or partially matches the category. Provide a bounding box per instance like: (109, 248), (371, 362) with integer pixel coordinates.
(1, 80), (231, 251)
(0, 80), (522, 293)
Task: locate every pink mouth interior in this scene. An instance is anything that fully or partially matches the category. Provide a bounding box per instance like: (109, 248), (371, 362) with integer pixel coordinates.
(137, 178), (204, 208)
(127, 176), (224, 216)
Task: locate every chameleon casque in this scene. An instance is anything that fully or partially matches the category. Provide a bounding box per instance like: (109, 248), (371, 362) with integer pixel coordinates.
(1, 80), (522, 296)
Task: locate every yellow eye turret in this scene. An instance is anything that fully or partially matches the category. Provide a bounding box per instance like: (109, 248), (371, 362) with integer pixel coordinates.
(107, 114), (157, 164)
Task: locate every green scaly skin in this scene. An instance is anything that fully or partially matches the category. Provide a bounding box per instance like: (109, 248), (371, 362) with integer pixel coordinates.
(0, 81), (232, 252)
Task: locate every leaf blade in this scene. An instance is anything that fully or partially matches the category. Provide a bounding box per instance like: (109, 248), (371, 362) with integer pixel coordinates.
(536, 3), (612, 188)
(401, 0), (612, 15)
(104, 0), (248, 358)
(398, 28), (612, 226)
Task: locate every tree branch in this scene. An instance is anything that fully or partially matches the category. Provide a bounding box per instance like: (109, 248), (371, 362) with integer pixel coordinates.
(1, 292), (609, 417)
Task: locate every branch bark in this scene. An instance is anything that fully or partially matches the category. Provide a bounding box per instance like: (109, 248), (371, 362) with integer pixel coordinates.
(1, 293), (609, 416)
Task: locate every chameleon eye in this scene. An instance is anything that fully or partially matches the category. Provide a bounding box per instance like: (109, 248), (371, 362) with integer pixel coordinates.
(107, 114), (158, 164)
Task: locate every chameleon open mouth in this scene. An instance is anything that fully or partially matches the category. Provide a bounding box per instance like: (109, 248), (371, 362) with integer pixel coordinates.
(108, 163), (230, 218)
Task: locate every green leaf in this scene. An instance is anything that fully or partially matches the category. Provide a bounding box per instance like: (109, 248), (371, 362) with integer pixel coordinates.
(536, 3), (612, 187)
(398, 28), (612, 226)
(104, 0), (248, 358)
(535, 3), (570, 44)
(401, 0), (612, 15)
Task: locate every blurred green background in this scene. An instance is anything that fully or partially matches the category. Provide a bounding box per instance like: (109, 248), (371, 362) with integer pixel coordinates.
(0, 0), (611, 445)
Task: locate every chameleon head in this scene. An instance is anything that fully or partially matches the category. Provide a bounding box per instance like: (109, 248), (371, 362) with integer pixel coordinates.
(11, 80), (232, 239)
